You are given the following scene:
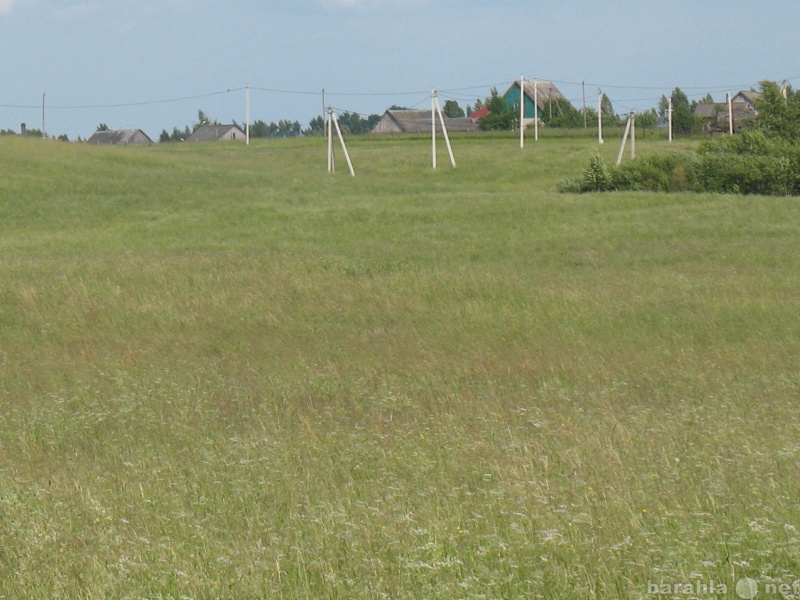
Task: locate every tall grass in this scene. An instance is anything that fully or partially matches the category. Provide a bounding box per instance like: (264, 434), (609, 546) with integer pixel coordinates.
(2, 134), (800, 598)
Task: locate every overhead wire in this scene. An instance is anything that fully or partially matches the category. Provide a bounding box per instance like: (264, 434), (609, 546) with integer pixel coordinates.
(1, 75), (793, 117)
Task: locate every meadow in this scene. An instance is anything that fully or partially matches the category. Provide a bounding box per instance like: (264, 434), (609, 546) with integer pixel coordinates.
(1, 131), (799, 599)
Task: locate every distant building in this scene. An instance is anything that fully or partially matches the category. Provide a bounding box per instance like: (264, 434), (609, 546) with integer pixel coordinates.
(694, 90), (763, 133)
(502, 80), (571, 125)
(468, 107), (490, 120)
(185, 124), (246, 142)
(87, 129), (153, 145)
(371, 110), (480, 134)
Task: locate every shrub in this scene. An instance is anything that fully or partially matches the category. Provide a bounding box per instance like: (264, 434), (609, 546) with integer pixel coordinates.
(560, 81), (800, 197)
(610, 153), (697, 192)
(582, 153), (611, 192)
(690, 152), (794, 196)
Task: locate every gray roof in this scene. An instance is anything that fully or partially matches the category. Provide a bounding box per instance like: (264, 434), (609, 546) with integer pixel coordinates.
(372, 110), (480, 134)
(185, 124), (245, 142)
(694, 102), (720, 119)
(517, 80), (569, 108)
(86, 128), (152, 145)
(734, 90), (763, 107)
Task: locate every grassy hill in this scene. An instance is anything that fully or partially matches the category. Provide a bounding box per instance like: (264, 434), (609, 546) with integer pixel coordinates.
(2, 134), (800, 598)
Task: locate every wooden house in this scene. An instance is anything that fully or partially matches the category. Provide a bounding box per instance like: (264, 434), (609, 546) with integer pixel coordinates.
(502, 80), (571, 125)
(695, 90), (763, 133)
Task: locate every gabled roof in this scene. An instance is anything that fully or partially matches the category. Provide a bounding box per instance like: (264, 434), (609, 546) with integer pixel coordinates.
(371, 110), (480, 134)
(733, 90), (763, 107)
(468, 107), (490, 119)
(86, 128), (152, 145)
(694, 102), (720, 119)
(506, 80), (569, 109)
(185, 124), (245, 142)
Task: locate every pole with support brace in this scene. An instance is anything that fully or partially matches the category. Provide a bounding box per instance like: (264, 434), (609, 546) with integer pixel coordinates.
(616, 112), (636, 167)
(431, 89), (456, 169)
(327, 107), (355, 177)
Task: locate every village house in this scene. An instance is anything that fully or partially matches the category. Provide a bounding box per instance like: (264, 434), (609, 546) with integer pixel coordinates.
(371, 110), (480, 134)
(694, 90), (763, 132)
(86, 128), (153, 145)
(502, 80), (572, 125)
(185, 124), (246, 142)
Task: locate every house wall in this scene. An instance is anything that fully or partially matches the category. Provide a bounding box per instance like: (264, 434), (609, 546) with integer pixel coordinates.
(503, 84), (538, 119)
(221, 128), (245, 141)
(129, 131), (152, 144)
(371, 114), (403, 134)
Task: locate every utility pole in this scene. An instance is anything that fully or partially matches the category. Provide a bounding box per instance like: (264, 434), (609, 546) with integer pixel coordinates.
(616, 112), (636, 166)
(327, 107), (334, 173)
(533, 77), (539, 142)
(668, 97), (673, 143)
(582, 81), (587, 129)
(42, 93), (46, 138)
(598, 89), (604, 144)
(330, 109), (355, 177)
(727, 92), (734, 134)
(245, 84), (250, 145)
(432, 90), (437, 169)
(520, 75), (525, 149)
(431, 89), (455, 169)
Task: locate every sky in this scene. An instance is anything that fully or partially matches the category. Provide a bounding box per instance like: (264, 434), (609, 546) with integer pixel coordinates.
(1, 0), (798, 140)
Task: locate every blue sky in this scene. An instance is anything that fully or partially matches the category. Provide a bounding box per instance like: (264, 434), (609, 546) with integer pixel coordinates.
(1, 0), (798, 139)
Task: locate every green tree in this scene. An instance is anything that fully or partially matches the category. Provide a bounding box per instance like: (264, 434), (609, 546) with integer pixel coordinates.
(752, 80), (800, 142)
(333, 112), (381, 135)
(671, 87), (698, 135)
(96, 123), (109, 132)
(480, 87), (516, 131)
(249, 120), (269, 138)
(658, 95), (670, 118)
(637, 108), (658, 131)
(600, 94), (621, 127)
(304, 116), (325, 136)
(442, 100), (465, 118)
(544, 100), (583, 128)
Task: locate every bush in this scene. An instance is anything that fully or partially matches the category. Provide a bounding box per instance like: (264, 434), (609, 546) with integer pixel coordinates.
(561, 131), (799, 197)
(582, 153), (611, 192)
(610, 153), (697, 192)
(690, 153), (794, 196)
(557, 152), (698, 194)
(560, 81), (800, 197)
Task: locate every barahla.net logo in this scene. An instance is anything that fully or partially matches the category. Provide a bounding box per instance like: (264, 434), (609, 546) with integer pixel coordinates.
(648, 576), (800, 598)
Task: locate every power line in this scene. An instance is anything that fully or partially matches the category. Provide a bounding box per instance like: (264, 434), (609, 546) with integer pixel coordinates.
(1, 88), (245, 111)
(1, 75), (793, 118)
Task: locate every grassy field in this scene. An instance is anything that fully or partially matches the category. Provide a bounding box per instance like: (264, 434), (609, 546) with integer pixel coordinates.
(1, 132), (800, 599)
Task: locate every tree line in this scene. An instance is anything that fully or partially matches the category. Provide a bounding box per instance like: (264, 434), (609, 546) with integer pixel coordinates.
(0, 84), (767, 142)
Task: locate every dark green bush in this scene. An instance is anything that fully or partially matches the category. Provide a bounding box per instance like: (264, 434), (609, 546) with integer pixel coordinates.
(561, 81), (800, 196)
(610, 152), (697, 192)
